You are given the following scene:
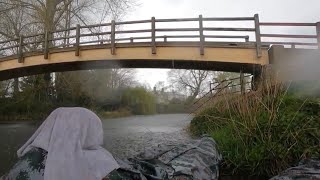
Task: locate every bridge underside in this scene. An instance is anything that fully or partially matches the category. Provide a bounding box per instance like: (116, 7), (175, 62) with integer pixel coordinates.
(0, 43), (269, 80)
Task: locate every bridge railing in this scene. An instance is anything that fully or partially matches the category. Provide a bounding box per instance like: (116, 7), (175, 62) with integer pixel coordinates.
(0, 14), (319, 63)
(189, 75), (252, 114)
(0, 15), (260, 62)
(259, 22), (320, 48)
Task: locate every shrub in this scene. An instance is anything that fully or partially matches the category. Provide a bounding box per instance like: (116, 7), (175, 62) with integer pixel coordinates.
(190, 79), (320, 177)
(121, 87), (156, 115)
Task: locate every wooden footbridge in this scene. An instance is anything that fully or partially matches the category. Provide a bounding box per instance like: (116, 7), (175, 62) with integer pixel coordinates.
(0, 14), (319, 80)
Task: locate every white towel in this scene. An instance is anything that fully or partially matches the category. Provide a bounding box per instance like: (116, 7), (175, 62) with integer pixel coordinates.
(17, 107), (119, 180)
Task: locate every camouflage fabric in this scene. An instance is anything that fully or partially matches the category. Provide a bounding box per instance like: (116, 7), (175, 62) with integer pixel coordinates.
(270, 158), (320, 180)
(105, 136), (221, 180)
(1, 136), (221, 180)
(0, 148), (46, 180)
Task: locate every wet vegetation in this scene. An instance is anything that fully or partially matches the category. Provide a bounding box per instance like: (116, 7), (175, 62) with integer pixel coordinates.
(0, 69), (192, 121)
(0, 70), (159, 121)
(190, 76), (320, 177)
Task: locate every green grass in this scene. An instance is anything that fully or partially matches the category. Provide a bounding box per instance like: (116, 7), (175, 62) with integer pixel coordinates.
(190, 82), (320, 177)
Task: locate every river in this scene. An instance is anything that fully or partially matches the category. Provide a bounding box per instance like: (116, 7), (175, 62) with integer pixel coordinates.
(0, 114), (192, 175)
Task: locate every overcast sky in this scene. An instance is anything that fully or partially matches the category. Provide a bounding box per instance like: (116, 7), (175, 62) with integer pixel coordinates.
(127, 0), (320, 87)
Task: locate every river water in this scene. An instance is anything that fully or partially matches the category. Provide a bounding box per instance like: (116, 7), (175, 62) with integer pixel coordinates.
(0, 114), (192, 175)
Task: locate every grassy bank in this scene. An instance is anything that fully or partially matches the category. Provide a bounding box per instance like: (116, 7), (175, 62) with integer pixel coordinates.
(190, 82), (320, 177)
(98, 108), (132, 119)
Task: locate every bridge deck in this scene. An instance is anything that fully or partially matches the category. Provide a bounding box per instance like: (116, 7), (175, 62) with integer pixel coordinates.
(0, 14), (318, 80)
(0, 42), (268, 80)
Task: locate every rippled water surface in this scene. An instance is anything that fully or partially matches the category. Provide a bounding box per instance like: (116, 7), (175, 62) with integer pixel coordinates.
(0, 114), (192, 175)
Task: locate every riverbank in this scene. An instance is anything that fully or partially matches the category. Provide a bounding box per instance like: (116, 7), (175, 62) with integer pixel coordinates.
(98, 108), (133, 119)
(189, 84), (320, 178)
(0, 108), (188, 123)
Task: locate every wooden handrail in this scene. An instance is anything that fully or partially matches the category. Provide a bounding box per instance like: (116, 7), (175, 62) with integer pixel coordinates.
(203, 27), (255, 32)
(0, 38), (19, 44)
(80, 23), (111, 28)
(261, 34), (317, 38)
(155, 18), (199, 22)
(0, 14), (318, 62)
(203, 17), (255, 21)
(156, 28), (199, 32)
(80, 32), (111, 37)
(116, 19), (151, 25)
(260, 22), (316, 26)
(262, 42), (318, 46)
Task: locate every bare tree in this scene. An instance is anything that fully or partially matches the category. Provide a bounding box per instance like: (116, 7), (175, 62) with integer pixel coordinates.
(0, 0), (134, 33)
(110, 69), (137, 89)
(168, 69), (213, 102)
(0, 0), (135, 96)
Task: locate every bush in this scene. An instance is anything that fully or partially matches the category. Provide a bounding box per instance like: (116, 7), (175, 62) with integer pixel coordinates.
(156, 98), (187, 114)
(121, 87), (156, 115)
(190, 81), (320, 177)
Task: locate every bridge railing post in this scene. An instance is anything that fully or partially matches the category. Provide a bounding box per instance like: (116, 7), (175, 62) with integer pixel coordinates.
(316, 22), (320, 49)
(75, 24), (80, 56)
(44, 31), (49, 59)
(111, 20), (116, 55)
(151, 17), (156, 54)
(199, 15), (205, 55)
(254, 14), (262, 58)
(164, 35), (167, 42)
(245, 36), (249, 42)
(240, 69), (245, 95)
(18, 35), (24, 63)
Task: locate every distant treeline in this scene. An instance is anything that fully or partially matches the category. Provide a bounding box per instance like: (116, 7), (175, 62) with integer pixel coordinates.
(0, 69), (191, 121)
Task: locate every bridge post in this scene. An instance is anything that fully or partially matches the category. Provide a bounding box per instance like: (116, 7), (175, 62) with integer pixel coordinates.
(199, 15), (205, 55)
(151, 17), (156, 54)
(254, 14), (262, 58)
(245, 36), (249, 42)
(240, 69), (245, 94)
(111, 20), (116, 55)
(251, 67), (262, 91)
(130, 37), (134, 43)
(44, 31), (49, 59)
(18, 36), (24, 63)
(316, 22), (320, 49)
(75, 24), (80, 56)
